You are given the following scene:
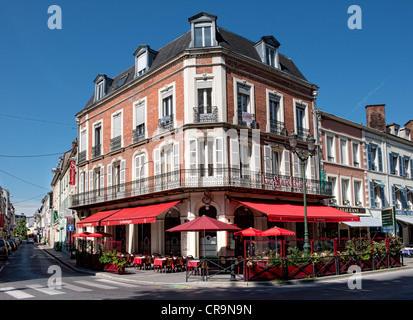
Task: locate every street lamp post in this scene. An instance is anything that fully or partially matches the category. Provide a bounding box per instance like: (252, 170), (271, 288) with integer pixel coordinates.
(289, 132), (316, 256)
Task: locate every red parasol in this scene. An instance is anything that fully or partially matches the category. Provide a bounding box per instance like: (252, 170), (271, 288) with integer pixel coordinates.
(72, 232), (92, 238)
(88, 231), (114, 238)
(262, 226), (295, 236)
(166, 215), (241, 233)
(234, 227), (263, 237)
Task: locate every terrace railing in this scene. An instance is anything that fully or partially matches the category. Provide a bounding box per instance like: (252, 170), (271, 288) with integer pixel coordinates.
(69, 168), (332, 208)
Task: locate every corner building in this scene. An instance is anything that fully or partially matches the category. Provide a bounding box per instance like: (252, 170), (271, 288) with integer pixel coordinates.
(70, 12), (352, 258)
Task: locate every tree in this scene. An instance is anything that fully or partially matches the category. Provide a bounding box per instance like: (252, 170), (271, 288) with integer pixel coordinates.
(14, 217), (28, 239)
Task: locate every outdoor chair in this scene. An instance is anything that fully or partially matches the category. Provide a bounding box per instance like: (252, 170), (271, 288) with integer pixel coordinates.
(198, 259), (208, 277)
(175, 257), (184, 272)
(219, 256), (227, 271)
(144, 256), (152, 270)
(165, 258), (174, 273)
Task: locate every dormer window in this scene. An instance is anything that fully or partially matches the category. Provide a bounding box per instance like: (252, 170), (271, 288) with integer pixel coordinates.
(189, 12), (218, 48)
(254, 36), (280, 69)
(93, 74), (112, 102)
(96, 81), (104, 100)
(266, 46), (276, 67)
(133, 45), (157, 78)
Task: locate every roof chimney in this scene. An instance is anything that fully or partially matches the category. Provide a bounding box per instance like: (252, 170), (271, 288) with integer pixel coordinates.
(404, 120), (413, 140)
(365, 104), (386, 132)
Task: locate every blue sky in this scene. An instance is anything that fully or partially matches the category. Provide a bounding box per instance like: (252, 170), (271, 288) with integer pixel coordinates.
(0, 0), (412, 216)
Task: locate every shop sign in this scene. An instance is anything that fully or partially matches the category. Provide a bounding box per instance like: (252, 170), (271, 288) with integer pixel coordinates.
(381, 207), (394, 227)
(69, 160), (76, 185)
(262, 174), (311, 191)
(335, 206), (366, 214)
(242, 112), (253, 124)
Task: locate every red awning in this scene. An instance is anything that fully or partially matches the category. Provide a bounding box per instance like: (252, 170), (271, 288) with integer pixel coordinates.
(233, 199), (361, 223)
(100, 201), (181, 226)
(76, 209), (122, 228)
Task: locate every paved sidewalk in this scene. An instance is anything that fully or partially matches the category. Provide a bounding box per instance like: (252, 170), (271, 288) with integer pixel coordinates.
(37, 244), (413, 287)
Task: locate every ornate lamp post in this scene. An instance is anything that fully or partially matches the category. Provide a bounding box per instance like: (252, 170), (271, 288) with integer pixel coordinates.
(289, 132), (316, 255)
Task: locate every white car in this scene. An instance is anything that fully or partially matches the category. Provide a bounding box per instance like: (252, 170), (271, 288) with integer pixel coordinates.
(26, 238), (34, 244)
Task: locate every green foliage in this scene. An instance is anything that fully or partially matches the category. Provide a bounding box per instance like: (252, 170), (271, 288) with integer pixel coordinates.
(99, 250), (128, 268)
(389, 237), (403, 256)
(14, 217), (28, 239)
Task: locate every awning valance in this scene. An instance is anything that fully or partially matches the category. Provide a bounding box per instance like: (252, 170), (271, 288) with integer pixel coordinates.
(100, 200), (181, 226)
(344, 217), (382, 227)
(232, 199), (361, 223)
(77, 209), (122, 228)
(396, 215), (413, 225)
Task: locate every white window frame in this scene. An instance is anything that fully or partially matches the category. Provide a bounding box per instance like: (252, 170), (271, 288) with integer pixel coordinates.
(339, 138), (348, 165)
(111, 110), (123, 140)
(327, 175), (338, 206)
(233, 78), (255, 125)
(353, 178), (363, 207)
(352, 141), (360, 168)
(194, 23), (213, 47)
(293, 99), (309, 134)
(159, 83), (176, 126)
(133, 98), (147, 139)
(325, 134), (335, 162)
(266, 89), (284, 133)
(95, 81), (105, 101)
(341, 177), (351, 206)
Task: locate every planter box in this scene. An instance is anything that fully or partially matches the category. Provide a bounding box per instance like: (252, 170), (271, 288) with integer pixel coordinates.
(287, 263), (314, 279)
(314, 259), (337, 277)
(246, 266), (283, 281)
(104, 263), (125, 274)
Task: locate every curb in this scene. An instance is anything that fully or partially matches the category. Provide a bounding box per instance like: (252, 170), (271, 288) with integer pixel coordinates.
(39, 245), (413, 287)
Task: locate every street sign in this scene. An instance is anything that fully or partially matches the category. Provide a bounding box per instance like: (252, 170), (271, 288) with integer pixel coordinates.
(68, 225), (74, 231)
(381, 207), (394, 227)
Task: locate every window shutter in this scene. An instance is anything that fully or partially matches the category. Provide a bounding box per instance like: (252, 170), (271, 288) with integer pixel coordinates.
(369, 181), (375, 208)
(189, 139), (198, 177)
(154, 149), (161, 176)
(173, 142), (180, 172)
(107, 164), (112, 197)
(400, 156), (406, 176)
(79, 172), (84, 193)
(379, 183), (385, 208)
(264, 145), (272, 175)
(310, 156), (316, 181)
(411, 159), (413, 178)
(230, 138), (240, 178)
(113, 113), (122, 138)
(391, 185), (396, 207)
(401, 188), (408, 209)
(84, 171), (88, 194)
(283, 150), (290, 176)
(292, 153), (300, 178)
(367, 145), (373, 170)
(120, 160), (126, 192)
(100, 166), (105, 190)
(214, 137), (223, 176)
(89, 170), (93, 191)
(253, 143), (261, 173)
(377, 146), (383, 172)
(389, 153), (395, 174)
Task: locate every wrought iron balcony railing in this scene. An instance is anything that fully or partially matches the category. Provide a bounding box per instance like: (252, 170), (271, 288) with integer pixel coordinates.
(270, 119), (286, 136)
(158, 114), (174, 132)
(92, 144), (101, 158)
(110, 135), (122, 151)
(297, 126), (310, 140)
(78, 150), (86, 163)
(133, 124), (145, 144)
(193, 106), (218, 123)
(69, 168), (332, 208)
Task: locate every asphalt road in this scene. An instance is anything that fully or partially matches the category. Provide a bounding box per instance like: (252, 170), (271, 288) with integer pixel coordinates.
(1, 242), (413, 304)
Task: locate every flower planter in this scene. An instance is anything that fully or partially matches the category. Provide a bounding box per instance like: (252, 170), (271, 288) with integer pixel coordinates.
(314, 259), (337, 277)
(104, 263), (125, 274)
(390, 255), (401, 267)
(287, 263), (314, 279)
(246, 266), (283, 281)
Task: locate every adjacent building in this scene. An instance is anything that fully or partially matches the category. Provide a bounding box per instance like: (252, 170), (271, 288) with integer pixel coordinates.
(0, 187), (15, 239)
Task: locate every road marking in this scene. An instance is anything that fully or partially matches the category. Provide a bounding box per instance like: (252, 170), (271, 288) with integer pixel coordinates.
(96, 279), (137, 288)
(26, 284), (65, 296)
(74, 280), (117, 290)
(0, 287), (34, 299)
(62, 282), (93, 292)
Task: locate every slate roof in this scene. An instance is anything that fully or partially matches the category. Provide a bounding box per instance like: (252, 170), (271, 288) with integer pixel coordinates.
(82, 25), (309, 110)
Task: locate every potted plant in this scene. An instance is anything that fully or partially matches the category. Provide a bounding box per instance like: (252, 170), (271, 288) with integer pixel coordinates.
(99, 250), (127, 274)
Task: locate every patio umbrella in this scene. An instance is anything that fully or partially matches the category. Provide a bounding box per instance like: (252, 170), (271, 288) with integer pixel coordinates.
(72, 232), (92, 238)
(166, 215), (241, 256)
(234, 227), (263, 237)
(262, 226), (295, 236)
(88, 231), (114, 238)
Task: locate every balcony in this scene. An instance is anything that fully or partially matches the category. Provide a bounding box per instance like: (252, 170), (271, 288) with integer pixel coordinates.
(110, 136), (122, 152)
(92, 144), (101, 158)
(193, 106), (218, 123)
(270, 119), (286, 136)
(297, 126), (310, 140)
(133, 124), (145, 144)
(69, 168), (332, 208)
(158, 114), (174, 133)
(238, 111), (257, 128)
(78, 150), (86, 163)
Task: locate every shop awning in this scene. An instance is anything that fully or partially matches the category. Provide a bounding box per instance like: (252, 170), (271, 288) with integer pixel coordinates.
(76, 209), (122, 228)
(396, 215), (413, 225)
(100, 200), (181, 226)
(344, 217), (382, 227)
(232, 199), (361, 223)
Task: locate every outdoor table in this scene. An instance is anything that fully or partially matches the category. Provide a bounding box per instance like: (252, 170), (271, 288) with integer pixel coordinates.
(401, 248), (413, 256)
(133, 256), (145, 268)
(153, 258), (166, 272)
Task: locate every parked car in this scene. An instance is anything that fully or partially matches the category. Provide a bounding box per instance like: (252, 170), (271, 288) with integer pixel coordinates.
(0, 239), (9, 260)
(26, 238), (34, 244)
(7, 240), (17, 251)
